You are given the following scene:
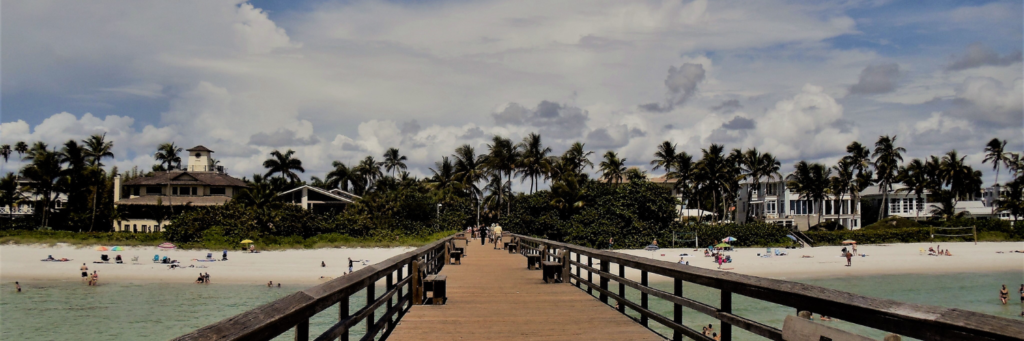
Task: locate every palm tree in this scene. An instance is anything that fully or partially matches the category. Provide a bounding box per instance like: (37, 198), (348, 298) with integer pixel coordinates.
(482, 173), (510, 217)
(938, 150), (977, 201)
(928, 189), (965, 220)
(237, 175), (282, 209)
(561, 142), (594, 175)
(382, 147), (408, 178)
(843, 141), (871, 217)
(83, 134), (114, 232)
(0, 145), (10, 163)
(994, 177), (1024, 224)
(485, 135), (520, 217)
(326, 161), (355, 192)
(666, 151), (695, 217)
(453, 144), (486, 226)
(831, 159), (855, 227)
(738, 148), (781, 220)
(355, 156), (383, 193)
(517, 133), (553, 193)
(1008, 153), (1024, 179)
(20, 147), (62, 228)
(428, 156), (463, 202)
(787, 161), (831, 227)
(598, 151), (627, 184)
(154, 142), (183, 171)
(695, 144), (734, 223)
(983, 138), (1009, 186)
(871, 135), (905, 219)
(895, 159), (928, 220)
(550, 174), (586, 211)
(650, 141), (679, 177)
(263, 149), (305, 183)
(0, 173), (25, 224)
(14, 141), (28, 159)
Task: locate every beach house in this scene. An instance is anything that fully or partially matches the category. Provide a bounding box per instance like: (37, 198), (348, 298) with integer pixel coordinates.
(0, 177), (68, 219)
(278, 185), (361, 214)
(112, 145), (248, 232)
(735, 181), (862, 231)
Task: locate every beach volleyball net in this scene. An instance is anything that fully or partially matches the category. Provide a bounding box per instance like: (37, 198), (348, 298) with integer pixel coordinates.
(930, 226), (976, 244)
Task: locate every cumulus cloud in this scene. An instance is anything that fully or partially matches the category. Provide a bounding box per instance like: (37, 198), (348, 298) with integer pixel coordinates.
(947, 43), (1023, 71)
(492, 101), (588, 138)
(721, 116), (756, 130)
(951, 77), (1024, 124)
(746, 84), (858, 160)
(248, 129), (321, 146)
(639, 63), (706, 113)
(710, 99), (743, 113)
(848, 63), (901, 95)
(585, 125), (631, 149)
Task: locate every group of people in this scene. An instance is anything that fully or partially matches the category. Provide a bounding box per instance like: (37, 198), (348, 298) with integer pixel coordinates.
(927, 245), (953, 256)
(267, 281), (281, 288)
(195, 272), (211, 284)
(468, 224), (504, 248)
(79, 263), (100, 285)
(702, 324), (720, 340)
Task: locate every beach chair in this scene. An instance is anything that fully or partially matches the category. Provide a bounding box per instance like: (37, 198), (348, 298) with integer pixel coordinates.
(115, 255), (123, 264)
(153, 255), (160, 263)
(206, 253), (213, 260)
(131, 256), (140, 264)
(100, 254), (110, 263)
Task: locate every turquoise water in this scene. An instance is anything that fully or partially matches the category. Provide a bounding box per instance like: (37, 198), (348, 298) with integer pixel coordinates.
(2, 272), (1022, 340)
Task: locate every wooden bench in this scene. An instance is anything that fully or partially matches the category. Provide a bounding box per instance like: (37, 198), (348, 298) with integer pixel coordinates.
(542, 250), (564, 283)
(526, 254), (541, 270)
(423, 275), (447, 305)
(449, 250), (462, 265)
(506, 243), (517, 254)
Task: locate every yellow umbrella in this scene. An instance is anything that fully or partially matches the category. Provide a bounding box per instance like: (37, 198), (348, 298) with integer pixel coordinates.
(240, 240), (254, 244)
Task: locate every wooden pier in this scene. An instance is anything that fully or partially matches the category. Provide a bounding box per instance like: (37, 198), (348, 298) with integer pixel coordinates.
(176, 232), (1024, 341)
(387, 238), (662, 340)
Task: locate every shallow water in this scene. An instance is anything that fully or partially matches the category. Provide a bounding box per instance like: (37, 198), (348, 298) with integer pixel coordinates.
(1, 272), (1022, 340)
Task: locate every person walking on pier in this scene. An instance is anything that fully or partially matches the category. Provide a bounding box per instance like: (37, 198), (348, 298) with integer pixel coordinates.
(480, 227), (488, 246)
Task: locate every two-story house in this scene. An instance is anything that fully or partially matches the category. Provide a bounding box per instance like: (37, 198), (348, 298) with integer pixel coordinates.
(113, 145), (248, 232)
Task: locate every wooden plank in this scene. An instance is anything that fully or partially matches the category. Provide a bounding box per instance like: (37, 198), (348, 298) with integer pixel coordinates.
(387, 236), (662, 341)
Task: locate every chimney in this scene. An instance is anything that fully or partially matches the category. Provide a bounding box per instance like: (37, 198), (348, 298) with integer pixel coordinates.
(113, 175), (121, 203)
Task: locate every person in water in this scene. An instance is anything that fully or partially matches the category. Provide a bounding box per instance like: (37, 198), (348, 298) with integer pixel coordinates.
(15, 281), (21, 293)
(80, 263), (89, 281)
(1019, 284), (1023, 304)
(268, 281), (273, 287)
(1000, 284), (1009, 305)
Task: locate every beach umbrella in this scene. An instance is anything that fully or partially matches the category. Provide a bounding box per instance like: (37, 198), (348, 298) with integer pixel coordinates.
(240, 239), (254, 244)
(111, 246), (124, 251)
(842, 240), (857, 244)
(714, 243), (731, 248)
(95, 246), (109, 251)
(157, 242), (176, 249)
(785, 235), (798, 242)
(722, 237), (737, 242)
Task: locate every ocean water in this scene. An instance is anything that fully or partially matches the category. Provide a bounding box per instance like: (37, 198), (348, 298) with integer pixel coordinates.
(1, 272), (1022, 340)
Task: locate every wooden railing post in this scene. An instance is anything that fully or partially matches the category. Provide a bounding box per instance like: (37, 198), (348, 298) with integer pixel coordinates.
(640, 270), (648, 327)
(574, 252), (581, 288)
(599, 259), (609, 304)
(366, 280), (375, 336)
(673, 278), (682, 341)
(386, 272), (395, 329)
(617, 263), (625, 313)
(295, 318), (309, 341)
(587, 256), (593, 295)
(339, 296), (349, 341)
(561, 248), (570, 283)
(721, 290), (732, 341)
(412, 260), (422, 305)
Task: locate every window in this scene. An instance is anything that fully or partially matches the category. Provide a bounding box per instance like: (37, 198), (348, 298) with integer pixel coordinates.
(146, 187), (162, 194)
(902, 199), (909, 213)
(55, 200), (63, 209)
(142, 225), (148, 233)
(889, 199), (900, 214)
(155, 225), (161, 233)
(172, 187), (178, 195)
(133, 187), (140, 196)
(766, 201), (777, 214)
(195, 152), (201, 158)
(192, 187), (199, 195)
(765, 184), (778, 196)
(210, 187), (226, 195)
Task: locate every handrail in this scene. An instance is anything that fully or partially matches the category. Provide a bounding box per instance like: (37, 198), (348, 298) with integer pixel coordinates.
(513, 234), (1024, 341)
(174, 234), (455, 341)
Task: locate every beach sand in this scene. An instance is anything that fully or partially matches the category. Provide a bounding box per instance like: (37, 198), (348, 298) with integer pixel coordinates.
(615, 241), (1024, 282)
(0, 243), (416, 285)
(2, 241), (1022, 285)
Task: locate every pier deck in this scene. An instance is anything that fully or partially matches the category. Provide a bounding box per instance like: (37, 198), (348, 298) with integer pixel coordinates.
(387, 237), (663, 341)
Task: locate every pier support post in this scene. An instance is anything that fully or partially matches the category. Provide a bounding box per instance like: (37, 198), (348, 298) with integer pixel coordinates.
(412, 260), (422, 305)
(721, 290), (732, 341)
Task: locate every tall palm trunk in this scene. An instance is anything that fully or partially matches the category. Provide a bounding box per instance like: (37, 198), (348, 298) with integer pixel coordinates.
(89, 185), (98, 232)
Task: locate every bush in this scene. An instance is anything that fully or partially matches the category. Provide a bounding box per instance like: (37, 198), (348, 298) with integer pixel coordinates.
(861, 216), (924, 230)
(671, 222), (795, 248)
(806, 228), (932, 245)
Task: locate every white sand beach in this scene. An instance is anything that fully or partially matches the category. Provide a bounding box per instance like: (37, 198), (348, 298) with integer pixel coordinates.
(2, 241), (1022, 286)
(0, 243), (417, 285)
(615, 241), (1024, 282)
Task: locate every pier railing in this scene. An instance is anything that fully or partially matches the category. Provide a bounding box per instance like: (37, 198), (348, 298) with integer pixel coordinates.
(174, 234), (454, 341)
(514, 234), (1023, 341)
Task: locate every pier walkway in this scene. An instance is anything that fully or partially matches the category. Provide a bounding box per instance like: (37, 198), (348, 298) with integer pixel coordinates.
(387, 237), (662, 341)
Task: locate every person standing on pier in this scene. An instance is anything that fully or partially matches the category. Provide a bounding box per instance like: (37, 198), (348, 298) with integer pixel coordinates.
(480, 226), (488, 246)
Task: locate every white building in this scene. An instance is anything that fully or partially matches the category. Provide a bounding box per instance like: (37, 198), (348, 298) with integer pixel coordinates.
(279, 185), (360, 214)
(736, 181), (862, 231)
(0, 177), (68, 218)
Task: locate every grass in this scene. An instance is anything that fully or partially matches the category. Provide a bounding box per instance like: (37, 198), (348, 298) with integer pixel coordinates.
(0, 230), (458, 250)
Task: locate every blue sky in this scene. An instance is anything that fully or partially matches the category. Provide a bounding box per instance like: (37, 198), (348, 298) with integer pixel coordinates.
(1, 0), (1021, 186)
